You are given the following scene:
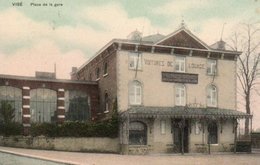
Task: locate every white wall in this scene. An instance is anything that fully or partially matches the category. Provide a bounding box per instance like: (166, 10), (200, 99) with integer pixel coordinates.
(117, 50), (236, 112)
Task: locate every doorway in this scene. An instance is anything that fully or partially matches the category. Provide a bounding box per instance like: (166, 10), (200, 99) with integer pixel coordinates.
(172, 119), (189, 153)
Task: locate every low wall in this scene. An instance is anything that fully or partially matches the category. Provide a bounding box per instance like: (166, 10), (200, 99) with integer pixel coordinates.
(252, 132), (260, 148)
(0, 136), (120, 153)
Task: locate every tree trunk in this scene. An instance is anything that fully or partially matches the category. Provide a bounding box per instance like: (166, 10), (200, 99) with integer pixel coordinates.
(245, 93), (250, 135)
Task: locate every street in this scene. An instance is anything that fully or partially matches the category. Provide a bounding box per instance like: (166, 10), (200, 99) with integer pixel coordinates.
(0, 146), (260, 165)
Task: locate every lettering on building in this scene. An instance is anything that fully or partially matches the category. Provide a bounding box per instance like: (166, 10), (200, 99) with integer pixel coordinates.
(188, 63), (205, 69)
(161, 72), (198, 84)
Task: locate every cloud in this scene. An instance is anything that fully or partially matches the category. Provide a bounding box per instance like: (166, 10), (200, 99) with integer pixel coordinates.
(153, 0), (210, 16)
(0, 3), (156, 79)
(0, 39), (86, 79)
(77, 3), (155, 38)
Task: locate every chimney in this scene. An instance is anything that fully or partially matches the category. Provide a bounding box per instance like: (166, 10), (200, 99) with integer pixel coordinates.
(70, 67), (78, 80)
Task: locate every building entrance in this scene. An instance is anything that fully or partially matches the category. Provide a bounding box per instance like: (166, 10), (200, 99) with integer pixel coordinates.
(172, 119), (189, 153)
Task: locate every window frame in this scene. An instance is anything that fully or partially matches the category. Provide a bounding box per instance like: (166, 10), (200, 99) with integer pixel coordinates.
(104, 93), (109, 113)
(160, 120), (166, 134)
(129, 81), (142, 105)
(64, 90), (90, 121)
(96, 67), (100, 80)
(128, 52), (142, 70)
(30, 88), (57, 123)
(207, 85), (217, 107)
(175, 84), (186, 106)
(207, 59), (217, 75)
(208, 122), (218, 144)
(175, 56), (186, 73)
(103, 62), (108, 76)
(129, 121), (147, 145)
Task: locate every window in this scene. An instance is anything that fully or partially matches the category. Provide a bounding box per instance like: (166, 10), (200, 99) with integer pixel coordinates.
(30, 88), (57, 123)
(65, 90), (90, 121)
(160, 120), (166, 134)
(195, 121), (201, 135)
(175, 84), (186, 106)
(208, 122), (218, 144)
(104, 93), (109, 113)
(207, 59), (217, 75)
(89, 73), (92, 81)
(129, 81), (142, 105)
(129, 52), (142, 70)
(129, 121), (147, 145)
(175, 56), (185, 72)
(103, 62), (108, 75)
(96, 68), (100, 80)
(0, 86), (22, 123)
(207, 85), (217, 107)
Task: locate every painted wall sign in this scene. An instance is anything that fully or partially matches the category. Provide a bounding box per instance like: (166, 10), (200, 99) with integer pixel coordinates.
(144, 58), (205, 70)
(161, 72), (198, 84)
(188, 63), (205, 69)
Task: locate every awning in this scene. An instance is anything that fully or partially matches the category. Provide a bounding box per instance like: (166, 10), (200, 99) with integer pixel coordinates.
(121, 106), (252, 119)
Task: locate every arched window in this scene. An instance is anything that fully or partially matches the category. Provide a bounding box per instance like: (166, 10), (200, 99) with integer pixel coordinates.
(207, 85), (217, 107)
(65, 90), (90, 121)
(30, 88), (57, 123)
(0, 86), (22, 123)
(129, 121), (147, 145)
(175, 84), (186, 106)
(208, 122), (218, 144)
(104, 93), (109, 113)
(129, 81), (142, 105)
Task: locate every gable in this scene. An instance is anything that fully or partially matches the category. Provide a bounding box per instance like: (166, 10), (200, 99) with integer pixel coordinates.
(156, 30), (209, 50)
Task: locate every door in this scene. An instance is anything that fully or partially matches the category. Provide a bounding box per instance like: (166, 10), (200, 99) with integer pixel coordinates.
(172, 119), (189, 153)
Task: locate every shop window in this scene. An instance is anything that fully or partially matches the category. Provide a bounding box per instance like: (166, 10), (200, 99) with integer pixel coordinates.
(160, 120), (166, 134)
(207, 85), (217, 107)
(65, 90), (90, 121)
(129, 121), (147, 145)
(129, 52), (142, 70)
(0, 86), (22, 123)
(208, 122), (218, 144)
(30, 88), (57, 123)
(175, 56), (185, 72)
(129, 81), (142, 105)
(175, 84), (186, 106)
(207, 59), (217, 75)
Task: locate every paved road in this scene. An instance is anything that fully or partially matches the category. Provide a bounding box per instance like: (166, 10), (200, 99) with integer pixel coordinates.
(0, 146), (260, 165)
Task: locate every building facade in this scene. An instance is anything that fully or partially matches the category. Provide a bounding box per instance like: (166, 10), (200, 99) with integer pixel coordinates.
(0, 72), (99, 134)
(75, 25), (252, 154)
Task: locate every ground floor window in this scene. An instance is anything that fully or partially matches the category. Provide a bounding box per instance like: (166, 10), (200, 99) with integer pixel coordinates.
(129, 121), (147, 145)
(65, 90), (90, 121)
(0, 86), (22, 123)
(208, 122), (218, 144)
(30, 88), (57, 123)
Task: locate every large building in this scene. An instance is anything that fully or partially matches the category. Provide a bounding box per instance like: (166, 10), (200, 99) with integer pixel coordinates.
(74, 24), (252, 154)
(0, 72), (99, 134)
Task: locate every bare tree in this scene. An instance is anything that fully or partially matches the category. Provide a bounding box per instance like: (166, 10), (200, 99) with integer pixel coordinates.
(228, 22), (260, 135)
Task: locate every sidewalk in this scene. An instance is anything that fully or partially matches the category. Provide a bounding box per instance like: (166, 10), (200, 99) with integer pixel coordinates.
(0, 146), (260, 165)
